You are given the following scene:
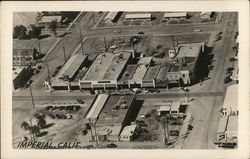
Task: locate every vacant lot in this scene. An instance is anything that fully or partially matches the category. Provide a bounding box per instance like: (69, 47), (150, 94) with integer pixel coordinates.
(13, 12), (38, 28)
(13, 39), (58, 55)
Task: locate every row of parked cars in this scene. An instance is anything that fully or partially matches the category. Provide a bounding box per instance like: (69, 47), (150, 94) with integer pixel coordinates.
(48, 113), (73, 120)
(45, 105), (81, 111)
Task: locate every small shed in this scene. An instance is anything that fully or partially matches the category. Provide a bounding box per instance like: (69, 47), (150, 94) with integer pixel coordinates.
(157, 105), (171, 116)
(170, 101), (181, 114)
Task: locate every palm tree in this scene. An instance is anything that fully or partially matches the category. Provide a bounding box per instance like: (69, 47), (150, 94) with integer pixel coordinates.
(30, 125), (41, 137)
(21, 121), (30, 130)
(37, 117), (46, 129)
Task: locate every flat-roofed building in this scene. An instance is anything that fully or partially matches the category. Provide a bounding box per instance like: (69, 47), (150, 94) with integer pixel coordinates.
(118, 64), (137, 87)
(138, 57), (153, 66)
(158, 105), (171, 116)
(177, 42), (205, 84)
(50, 53), (89, 90)
(216, 115), (238, 146)
(200, 12), (214, 20)
(39, 16), (62, 27)
(128, 65), (148, 88)
(155, 65), (169, 88)
(222, 84), (238, 116)
(142, 65), (161, 88)
(125, 13), (152, 20)
(104, 12), (122, 23)
(95, 94), (136, 141)
(85, 94), (110, 123)
(119, 124), (137, 141)
(170, 101), (181, 114)
(164, 12), (187, 20)
(80, 52), (132, 90)
(13, 66), (33, 90)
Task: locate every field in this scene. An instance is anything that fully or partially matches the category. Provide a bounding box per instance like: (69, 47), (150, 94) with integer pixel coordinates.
(13, 12), (39, 28)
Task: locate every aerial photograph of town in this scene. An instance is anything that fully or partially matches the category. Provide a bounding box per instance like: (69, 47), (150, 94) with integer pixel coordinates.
(12, 11), (238, 149)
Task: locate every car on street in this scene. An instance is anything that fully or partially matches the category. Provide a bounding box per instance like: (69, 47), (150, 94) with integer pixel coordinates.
(106, 143), (117, 148)
(194, 29), (201, 32)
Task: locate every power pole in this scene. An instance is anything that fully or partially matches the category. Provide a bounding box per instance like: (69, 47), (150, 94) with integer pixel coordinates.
(163, 121), (167, 147)
(88, 119), (94, 142)
(46, 62), (51, 82)
(92, 13), (95, 24)
(104, 37), (107, 52)
(29, 86), (35, 108)
(63, 46), (67, 63)
(93, 123), (99, 147)
(172, 36), (176, 56)
(37, 40), (41, 54)
(79, 26), (84, 55)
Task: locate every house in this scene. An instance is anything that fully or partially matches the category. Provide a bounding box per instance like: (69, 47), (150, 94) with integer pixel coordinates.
(170, 101), (181, 114)
(164, 12), (187, 20)
(119, 124), (137, 141)
(200, 12), (214, 20)
(157, 105), (171, 115)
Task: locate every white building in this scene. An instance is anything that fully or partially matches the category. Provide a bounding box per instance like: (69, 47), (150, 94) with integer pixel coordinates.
(221, 84), (238, 116)
(119, 125), (137, 141)
(164, 12), (187, 20)
(125, 13), (152, 20)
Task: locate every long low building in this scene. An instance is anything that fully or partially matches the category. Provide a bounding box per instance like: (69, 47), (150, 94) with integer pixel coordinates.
(221, 84), (238, 116)
(125, 13), (152, 20)
(104, 12), (122, 23)
(13, 66), (33, 90)
(80, 52), (132, 89)
(50, 53), (89, 89)
(216, 115), (238, 147)
(164, 12), (187, 20)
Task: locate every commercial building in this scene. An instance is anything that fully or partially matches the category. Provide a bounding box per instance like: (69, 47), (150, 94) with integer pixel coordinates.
(157, 101), (182, 115)
(216, 115), (238, 146)
(221, 84), (238, 116)
(85, 94), (110, 123)
(13, 66), (33, 90)
(118, 64), (138, 87)
(104, 12), (122, 23)
(142, 65), (161, 88)
(125, 13), (152, 20)
(200, 12), (214, 20)
(128, 64), (148, 88)
(50, 53), (89, 90)
(94, 94), (136, 141)
(80, 52), (132, 90)
(39, 16), (62, 27)
(120, 124), (137, 141)
(164, 12), (187, 20)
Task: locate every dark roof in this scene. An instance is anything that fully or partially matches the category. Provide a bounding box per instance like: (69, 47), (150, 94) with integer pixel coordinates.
(96, 95), (135, 125)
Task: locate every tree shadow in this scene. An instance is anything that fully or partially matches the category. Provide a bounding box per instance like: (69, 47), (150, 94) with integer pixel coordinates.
(38, 34), (51, 40)
(37, 131), (48, 137)
(42, 123), (55, 129)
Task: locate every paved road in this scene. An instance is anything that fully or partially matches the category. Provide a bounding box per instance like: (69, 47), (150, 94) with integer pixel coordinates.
(25, 12), (223, 91)
(182, 12), (238, 149)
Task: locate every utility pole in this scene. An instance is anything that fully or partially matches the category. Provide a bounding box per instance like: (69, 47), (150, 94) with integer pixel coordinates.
(63, 46), (67, 63)
(92, 13), (95, 24)
(79, 26), (84, 55)
(163, 121), (167, 147)
(29, 86), (35, 108)
(93, 123), (99, 147)
(172, 36), (176, 56)
(46, 62), (51, 82)
(104, 37), (107, 52)
(88, 119), (94, 142)
(37, 40), (41, 54)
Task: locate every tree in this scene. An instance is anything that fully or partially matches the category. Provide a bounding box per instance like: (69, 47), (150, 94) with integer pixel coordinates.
(28, 25), (42, 38)
(30, 125), (41, 137)
(37, 117), (46, 129)
(13, 25), (27, 39)
(49, 20), (57, 37)
(21, 121), (30, 130)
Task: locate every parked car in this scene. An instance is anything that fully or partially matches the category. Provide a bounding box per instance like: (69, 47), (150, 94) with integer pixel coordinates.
(56, 114), (63, 119)
(48, 114), (55, 119)
(169, 130), (179, 136)
(194, 29), (201, 32)
(106, 143), (117, 148)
